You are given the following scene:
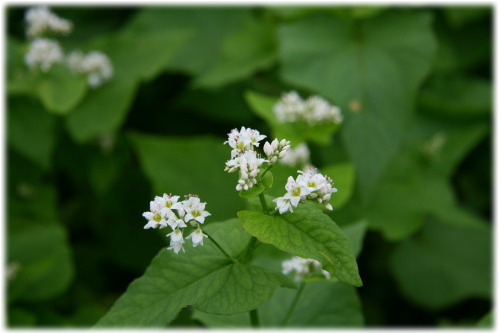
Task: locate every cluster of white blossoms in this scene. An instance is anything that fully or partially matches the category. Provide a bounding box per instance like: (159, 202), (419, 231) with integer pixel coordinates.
(273, 166), (337, 214)
(142, 193), (211, 254)
(280, 143), (310, 167)
(67, 51), (114, 87)
(25, 6), (73, 38)
(23, 6), (113, 87)
(224, 127), (290, 191)
(24, 38), (64, 72)
(274, 91), (343, 125)
(282, 256), (331, 282)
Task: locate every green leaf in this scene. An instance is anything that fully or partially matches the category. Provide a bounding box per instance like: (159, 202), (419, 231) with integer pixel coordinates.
(245, 90), (340, 146)
(321, 162), (355, 210)
(96, 219), (295, 327)
(129, 132), (245, 221)
(194, 16), (276, 88)
(35, 65), (88, 114)
(194, 280), (363, 327)
(278, 10), (437, 199)
(238, 202), (362, 286)
(8, 97), (56, 169)
(390, 217), (492, 310)
(7, 223), (74, 302)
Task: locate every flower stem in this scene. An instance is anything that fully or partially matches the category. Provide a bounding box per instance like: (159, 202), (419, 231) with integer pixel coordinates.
(205, 231), (236, 263)
(258, 193), (269, 214)
(281, 282), (305, 327)
(250, 308), (260, 328)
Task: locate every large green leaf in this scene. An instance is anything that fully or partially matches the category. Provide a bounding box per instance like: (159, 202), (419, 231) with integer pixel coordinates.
(194, 16), (277, 88)
(129, 132), (245, 220)
(238, 202), (362, 286)
(278, 10), (437, 199)
(7, 97), (56, 169)
(245, 91), (340, 146)
(96, 219), (295, 327)
(193, 280), (363, 327)
(66, 29), (191, 143)
(390, 218), (492, 310)
(7, 223), (74, 303)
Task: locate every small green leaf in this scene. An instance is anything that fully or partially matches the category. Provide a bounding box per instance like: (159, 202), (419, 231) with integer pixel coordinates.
(238, 203), (362, 287)
(321, 163), (355, 210)
(239, 171), (274, 198)
(262, 171), (273, 189)
(96, 219), (295, 327)
(36, 65), (87, 114)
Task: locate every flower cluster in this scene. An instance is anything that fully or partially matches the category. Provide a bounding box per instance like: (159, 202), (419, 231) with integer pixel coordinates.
(142, 194), (211, 254)
(24, 38), (63, 72)
(67, 51), (114, 87)
(224, 127), (290, 191)
(273, 167), (337, 214)
(274, 91), (343, 125)
(25, 6), (73, 38)
(282, 256), (331, 282)
(280, 143), (310, 167)
(22, 6), (113, 88)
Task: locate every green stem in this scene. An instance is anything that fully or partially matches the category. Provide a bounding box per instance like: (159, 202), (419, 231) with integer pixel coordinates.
(258, 193), (269, 214)
(281, 282), (305, 327)
(260, 165), (272, 179)
(205, 231), (236, 263)
(250, 308), (260, 328)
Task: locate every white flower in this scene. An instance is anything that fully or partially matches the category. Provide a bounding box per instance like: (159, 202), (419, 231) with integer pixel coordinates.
(66, 50), (113, 87)
(274, 167), (337, 214)
(263, 138), (290, 165)
(273, 91), (342, 125)
(224, 126), (266, 153)
(282, 256), (330, 282)
(25, 6), (72, 38)
(183, 196), (211, 224)
(168, 241), (185, 254)
(24, 38), (63, 72)
(142, 209), (163, 229)
(280, 143), (310, 167)
(186, 228), (208, 247)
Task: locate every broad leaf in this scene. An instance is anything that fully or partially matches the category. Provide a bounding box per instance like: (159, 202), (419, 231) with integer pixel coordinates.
(193, 280), (363, 327)
(238, 202), (362, 286)
(278, 10), (437, 199)
(128, 132), (245, 220)
(7, 97), (56, 169)
(96, 219), (295, 327)
(390, 217), (492, 310)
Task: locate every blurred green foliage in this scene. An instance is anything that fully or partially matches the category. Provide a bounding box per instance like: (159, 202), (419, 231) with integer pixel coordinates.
(6, 4), (492, 328)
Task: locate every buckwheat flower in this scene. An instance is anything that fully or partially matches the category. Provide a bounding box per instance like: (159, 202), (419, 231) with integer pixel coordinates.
(305, 96), (343, 125)
(186, 227), (208, 247)
(183, 196), (211, 225)
(158, 194), (182, 210)
(282, 256), (330, 282)
(263, 138), (290, 164)
(234, 151), (267, 191)
(25, 6), (73, 38)
(168, 241), (185, 254)
(274, 91), (305, 123)
(274, 195), (294, 214)
(224, 126), (266, 154)
(167, 228), (184, 243)
(162, 208), (187, 229)
(142, 199), (164, 229)
(24, 38), (63, 72)
(67, 50), (113, 88)
(280, 143), (310, 167)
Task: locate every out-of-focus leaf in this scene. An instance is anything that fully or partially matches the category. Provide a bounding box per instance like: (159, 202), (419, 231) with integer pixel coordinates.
(127, 7), (253, 75)
(194, 280), (363, 327)
(66, 29), (191, 143)
(278, 11), (436, 199)
(420, 75), (491, 117)
(444, 7), (491, 28)
(238, 202), (362, 286)
(390, 218), (492, 310)
(245, 90), (340, 146)
(36, 64), (88, 114)
(8, 97), (56, 169)
(341, 220), (367, 257)
(96, 219), (295, 327)
(128, 132), (245, 220)
(8, 308), (37, 327)
(8, 223), (74, 302)
(194, 16), (276, 88)
(321, 162), (355, 210)
(476, 311), (493, 327)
